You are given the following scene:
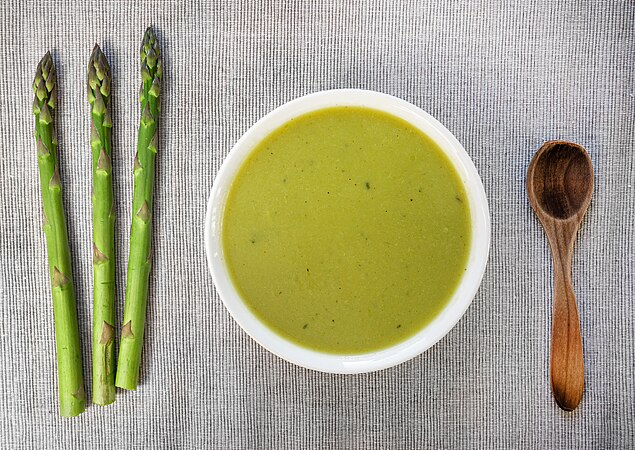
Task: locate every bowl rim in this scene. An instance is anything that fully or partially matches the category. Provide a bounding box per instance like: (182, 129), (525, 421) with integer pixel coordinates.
(205, 89), (490, 374)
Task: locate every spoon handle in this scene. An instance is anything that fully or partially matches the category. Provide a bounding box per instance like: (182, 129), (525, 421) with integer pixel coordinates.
(550, 245), (584, 411)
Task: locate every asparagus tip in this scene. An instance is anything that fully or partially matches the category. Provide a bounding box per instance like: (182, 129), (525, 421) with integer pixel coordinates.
(141, 27), (160, 64)
(87, 46), (111, 111)
(144, 26), (156, 41)
(34, 52), (56, 109)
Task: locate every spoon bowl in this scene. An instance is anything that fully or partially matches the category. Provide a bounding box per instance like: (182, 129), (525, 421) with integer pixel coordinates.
(530, 143), (593, 219)
(527, 140), (594, 411)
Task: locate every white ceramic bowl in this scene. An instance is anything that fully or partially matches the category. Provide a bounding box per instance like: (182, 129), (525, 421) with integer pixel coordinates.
(205, 89), (490, 374)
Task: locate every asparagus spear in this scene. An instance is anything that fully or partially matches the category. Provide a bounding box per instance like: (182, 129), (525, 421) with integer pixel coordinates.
(87, 45), (116, 405)
(33, 52), (86, 416)
(116, 28), (162, 390)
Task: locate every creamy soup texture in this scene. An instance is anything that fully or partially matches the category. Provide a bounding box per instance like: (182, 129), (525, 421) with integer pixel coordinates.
(222, 107), (471, 354)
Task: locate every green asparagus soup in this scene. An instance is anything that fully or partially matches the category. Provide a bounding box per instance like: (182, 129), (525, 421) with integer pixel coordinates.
(222, 107), (471, 354)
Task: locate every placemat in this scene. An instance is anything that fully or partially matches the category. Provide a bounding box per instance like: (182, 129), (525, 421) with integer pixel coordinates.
(0, 0), (633, 448)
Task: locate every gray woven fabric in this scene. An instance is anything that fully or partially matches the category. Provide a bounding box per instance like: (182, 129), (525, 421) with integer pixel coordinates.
(0, 0), (633, 448)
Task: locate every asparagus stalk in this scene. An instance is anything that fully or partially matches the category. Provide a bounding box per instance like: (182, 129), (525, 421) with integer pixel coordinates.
(116, 28), (162, 390)
(87, 45), (116, 405)
(33, 52), (86, 416)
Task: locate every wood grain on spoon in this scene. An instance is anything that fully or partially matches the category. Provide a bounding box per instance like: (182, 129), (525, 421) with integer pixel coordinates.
(526, 140), (593, 411)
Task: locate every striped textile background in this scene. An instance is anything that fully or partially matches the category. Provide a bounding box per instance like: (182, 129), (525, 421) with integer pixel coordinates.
(0, 1), (633, 448)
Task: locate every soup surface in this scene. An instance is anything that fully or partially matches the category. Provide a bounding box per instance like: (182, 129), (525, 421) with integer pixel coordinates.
(222, 107), (471, 354)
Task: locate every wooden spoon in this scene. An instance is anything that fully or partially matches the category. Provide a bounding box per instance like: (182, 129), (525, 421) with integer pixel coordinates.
(526, 140), (593, 411)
